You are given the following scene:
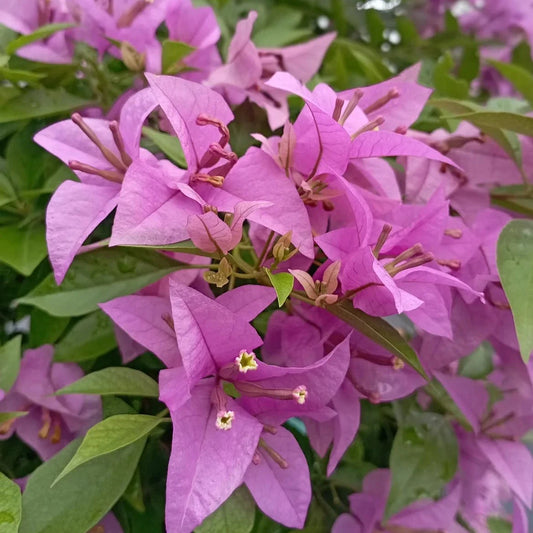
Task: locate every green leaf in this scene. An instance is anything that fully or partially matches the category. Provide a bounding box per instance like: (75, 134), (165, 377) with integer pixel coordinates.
(430, 97), (481, 115)
(385, 412), (458, 518)
(288, 498), (332, 533)
(0, 471), (22, 533)
(54, 311), (117, 363)
(365, 10), (386, 47)
(0, 67), (46, 84)
(497, 219), (533, 361)
(265, 269), (293, 307)
(323, 39), (390, 88)
(481, 126), (523, 169)
(457, 44), (480, 84)
(5, 23), (74, 55)
(330, 0), (348, 37)
(252, 7), (310, 47)
(19, 437), (144, 533)
(488, 59), (533, 107)
(0, 88), (92, 123)
(54, 415), (166, 485)
(444, 10), (460, 34)
(486, 97), (530, 114)
(487, 516), (512, 533)
(40, 164), (78, 194)
(102, 395), (137, 418)
(56, 367), (159, 397)
(458, 342), (494, 379)
(430, 98), (524, 167)
(511, 40), (533, 71)
(0, 411), (28, 425)
(0, 224), (47, 276)
(123, 239), (214, 257)
(161, 40), (195, 74)
(425, 380), (471, 431)
(433, 53), (469, 99)
(325, 300), (428, 379)
(0, 26), (17, 51)
(0, 335), (21, 393)
(142, 126), (186, 167)
(446, 110), (533, 137)
(17, 247), (185, 317)
(491, 184), (533, 216)
(0, 172), (17, 207)
(122, 468), (145, 513)
(346, 41), (390, 83)
(195, 486), (255, 533)
(6, 124), (50, 190)
(28, 309), (70, 348)
(396, 16), (419, 46)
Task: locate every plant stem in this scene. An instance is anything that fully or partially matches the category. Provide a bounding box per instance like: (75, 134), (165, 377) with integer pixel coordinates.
(255, 230), (275, 269)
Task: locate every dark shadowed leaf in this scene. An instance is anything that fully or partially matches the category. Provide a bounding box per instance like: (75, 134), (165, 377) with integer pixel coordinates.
(196, 486), (255, 533)
(28, 309), (70, 348)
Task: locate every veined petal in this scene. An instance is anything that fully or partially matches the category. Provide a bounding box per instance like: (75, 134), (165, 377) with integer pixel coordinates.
(111, 159), (200, 246)
(145, 74), (234, 171)
(224, 148), (314, 257)
(187, 211), (233, 254)
(119, 88), (157, 158)
(215, 286), (276, 322)
(46, 181), (119, 283)
(165, 379), (262, 533)
(169, 282), (263, 384)
(100, 295), (180, 368)
(350, 131), (460, 168)
(339, 64), (432, 131)
(434, 372), (488, 433)
(244, 427), (311, 528)
(477, 438), (533, 508)
(261, 32), (336, 83)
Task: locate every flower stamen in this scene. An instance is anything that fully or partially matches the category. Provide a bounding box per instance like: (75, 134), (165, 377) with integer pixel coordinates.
(71, 113), (127, 172)
(234, 382), (308, 404)
(116, 0), (153, 28)
(351, 116), (385, 140)
(363, 88), (400, 115)
(339, 89), (364, 126)
(215, 410), (235, 430)
(38, 408), (52, 440)
(235, 350), (258, 373)
(258, 438), (289, 469)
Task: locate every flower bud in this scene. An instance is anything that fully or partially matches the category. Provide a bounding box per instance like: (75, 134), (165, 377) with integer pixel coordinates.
(120, 42), (146, 71)
(272, 231), (293, 263)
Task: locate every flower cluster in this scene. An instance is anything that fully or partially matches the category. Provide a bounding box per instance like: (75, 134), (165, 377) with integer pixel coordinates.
(1, 1), (532, 532)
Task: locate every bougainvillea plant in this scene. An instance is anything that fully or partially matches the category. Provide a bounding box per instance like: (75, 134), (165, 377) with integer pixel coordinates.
(0, 1), (533, 532)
